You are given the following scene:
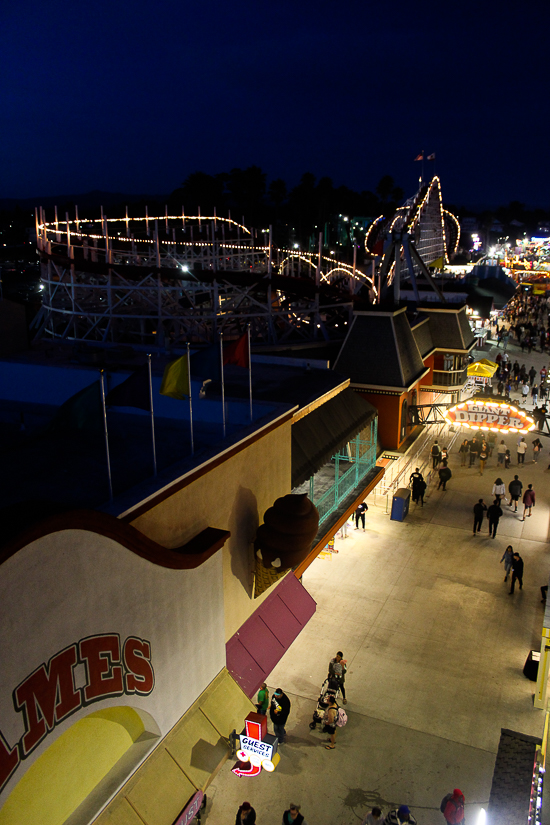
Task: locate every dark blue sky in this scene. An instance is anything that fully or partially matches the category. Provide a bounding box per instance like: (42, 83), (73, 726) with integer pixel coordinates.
(2, 0), (548, 208)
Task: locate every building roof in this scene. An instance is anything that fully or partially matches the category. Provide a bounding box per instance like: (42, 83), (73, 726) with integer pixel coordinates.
(488, 728), (540, 825)
(419, 305), (476, 351)
(409, 315), (435, 358)
(291, 388), (377, 487)
(333, 308), (427, 391)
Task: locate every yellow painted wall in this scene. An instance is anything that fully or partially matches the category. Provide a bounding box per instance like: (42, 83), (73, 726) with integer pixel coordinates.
(130, 419), (292, 640)
(0, 709), (145, 825)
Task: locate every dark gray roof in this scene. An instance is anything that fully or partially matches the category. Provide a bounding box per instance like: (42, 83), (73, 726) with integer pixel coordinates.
(409, 316), (434, 358)
(488, 728), (540, 825)
(420, 306), (476, 351)
(333, 310), (426, 390)
(292, 388), (377, 487)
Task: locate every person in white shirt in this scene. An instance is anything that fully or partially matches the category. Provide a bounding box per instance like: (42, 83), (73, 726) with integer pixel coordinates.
(517, 438), (527, 464)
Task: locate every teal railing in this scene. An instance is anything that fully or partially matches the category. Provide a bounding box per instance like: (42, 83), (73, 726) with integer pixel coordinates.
(309, 420), (377, 526)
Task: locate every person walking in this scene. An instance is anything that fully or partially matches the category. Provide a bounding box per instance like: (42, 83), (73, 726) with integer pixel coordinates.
(458, 439), (469, 466)
(497, 439), (507, 466)
(479, 442), (488, 475)
(270, 688), (291, 744)
(532, 383), (539, 406)
(384, 806), (417, 825)
(328, 651), (347, 703)
(517, 438), (527, 464)
(473, 499), (487, 535)
(440, 789), (465, 825)
(469, 437), (479, 467)
(282, 804), (308, 825)
(431, 440), (442, 469)
(521, 381), (530, 405)
(255, 682), (269, 715)
(529, 365), (537, 386)
(323, 694), (338, 749)
(508, 475), (523, 512)
(500, 545), (514, 582)
(354, 502), (368, 530)
(236, 802), (256, 825)
(532, 438), (542, 463)
(411, 475), (426, 506)
(522, 484), (536, 519)
(509, 552), (524, 594)
(487, 499), (503, 538)
(492, 477), (506, 504)
(438, 461), (452, 490)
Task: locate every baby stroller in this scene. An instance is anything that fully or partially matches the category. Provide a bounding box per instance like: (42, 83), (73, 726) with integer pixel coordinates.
(309, 677), (341, 729)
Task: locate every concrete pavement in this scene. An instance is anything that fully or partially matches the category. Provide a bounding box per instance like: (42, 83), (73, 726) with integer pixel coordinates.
(207, 336), (550, 825)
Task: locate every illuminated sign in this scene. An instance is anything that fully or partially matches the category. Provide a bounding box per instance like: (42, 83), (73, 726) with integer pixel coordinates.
(232, 713), (279, 777)
(444, 400), (535, 433)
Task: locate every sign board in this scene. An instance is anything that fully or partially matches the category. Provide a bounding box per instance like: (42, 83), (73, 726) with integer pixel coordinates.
(444, 400), (535, 433)
(173, 790), (204, 825)
(233, 712), (279, 777)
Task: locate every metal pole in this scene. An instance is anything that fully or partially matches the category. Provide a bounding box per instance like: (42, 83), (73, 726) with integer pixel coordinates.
(220, 333), (226, 437)
(147, 354), (157, 477)
(248, 325), (253, 422)
(187, 343), (195, 455)
(99, 371), (114, 502)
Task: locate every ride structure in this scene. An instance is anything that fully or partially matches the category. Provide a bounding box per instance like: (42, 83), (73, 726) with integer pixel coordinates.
(32, 210), (376, 348)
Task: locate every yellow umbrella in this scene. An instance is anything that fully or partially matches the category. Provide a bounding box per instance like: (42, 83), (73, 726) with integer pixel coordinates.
(467, 360), (498, 378)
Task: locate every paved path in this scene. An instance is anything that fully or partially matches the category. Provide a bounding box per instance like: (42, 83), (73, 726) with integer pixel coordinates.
(208, 335), (550, 825)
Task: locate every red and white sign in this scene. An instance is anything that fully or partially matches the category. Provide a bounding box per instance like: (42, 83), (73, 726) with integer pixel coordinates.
(444, 400), (535, 433)
(232, 712), (279, 777)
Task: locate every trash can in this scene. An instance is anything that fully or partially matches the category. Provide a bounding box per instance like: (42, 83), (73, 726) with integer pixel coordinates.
(391, 488), (411, 522)
(523, 650), (540, 682)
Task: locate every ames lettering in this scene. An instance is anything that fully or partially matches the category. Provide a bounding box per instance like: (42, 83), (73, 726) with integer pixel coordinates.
(1, 633), (154, 791)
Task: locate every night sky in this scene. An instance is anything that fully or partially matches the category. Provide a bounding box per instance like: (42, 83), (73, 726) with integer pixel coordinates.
(2, 0), (548, 208)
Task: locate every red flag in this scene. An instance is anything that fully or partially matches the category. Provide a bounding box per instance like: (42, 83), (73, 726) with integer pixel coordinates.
(414, 152), (424, 161)
(223, 332), (249, 368)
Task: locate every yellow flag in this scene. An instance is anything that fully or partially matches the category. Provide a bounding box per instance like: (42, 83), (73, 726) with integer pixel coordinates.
(429, 256), (444, 269)
(160, 356), (190, 399)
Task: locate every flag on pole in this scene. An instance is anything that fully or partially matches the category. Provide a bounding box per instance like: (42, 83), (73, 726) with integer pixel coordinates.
(429, 256), (445, 269)
(49, 381), (103, 432)
(223, 332), (249, 368)
(427, 153), (436, 161)
(160, 356), (190, 399)
(414, 152), (424, 161)
(105, 365), (150, 410)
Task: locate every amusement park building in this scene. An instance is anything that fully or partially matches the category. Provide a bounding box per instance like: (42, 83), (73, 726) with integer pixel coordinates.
(0, 343), (381, 825)
(334, 304), (475, 450)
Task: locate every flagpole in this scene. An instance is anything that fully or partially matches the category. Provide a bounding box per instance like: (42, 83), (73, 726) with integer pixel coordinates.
(421, 150), (424, 185)
(220, 332), (226, 437)
(147, 354), (157, 477)
(247, 325), (253, 422)
(187, 343), (194, 455)
(99, 370), (114, 502)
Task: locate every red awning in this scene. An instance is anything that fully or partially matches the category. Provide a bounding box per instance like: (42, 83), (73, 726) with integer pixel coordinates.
(226, 574), (316, 697)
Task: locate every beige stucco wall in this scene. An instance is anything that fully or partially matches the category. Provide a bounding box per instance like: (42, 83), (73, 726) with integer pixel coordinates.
(129, 418), (293, 640)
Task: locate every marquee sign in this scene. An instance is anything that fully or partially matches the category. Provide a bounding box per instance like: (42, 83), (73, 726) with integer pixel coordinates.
(444, 400), (535, 433)
(232, 712), (279, 777)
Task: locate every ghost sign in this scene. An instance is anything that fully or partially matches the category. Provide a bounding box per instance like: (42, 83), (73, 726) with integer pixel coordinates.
(444, 400), (535, 433)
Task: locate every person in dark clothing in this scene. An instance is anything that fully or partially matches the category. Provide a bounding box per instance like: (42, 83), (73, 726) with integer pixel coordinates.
(431, 440), (441, 469)
(487, 499), (503, 538)
(529, 366), (537, 385)
(509, 553), (524, 594)
(473, 498), (487, 534)
(236, 802), (256, 825)
(508, 475), (523, 512)
(282, 804), (308, 825)
(354, 502), (368, 530)
(270, 688), (291, 743)
(469, 437), (479, 467)
(412, 476), (426, 506)
(438, 462), (452, 490)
